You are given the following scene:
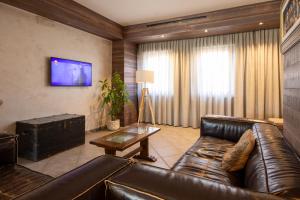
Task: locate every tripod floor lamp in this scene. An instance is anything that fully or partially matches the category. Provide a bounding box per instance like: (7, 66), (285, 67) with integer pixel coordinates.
(136, 70), (155, 125)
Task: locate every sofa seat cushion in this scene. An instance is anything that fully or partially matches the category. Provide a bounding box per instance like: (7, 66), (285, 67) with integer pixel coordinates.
(172, 136), (243, 187)
(0, 165), (53, 200)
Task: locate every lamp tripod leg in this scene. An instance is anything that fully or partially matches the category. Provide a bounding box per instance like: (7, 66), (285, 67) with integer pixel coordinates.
(146, 89), (155, 125)
(138, 88), (145, 124)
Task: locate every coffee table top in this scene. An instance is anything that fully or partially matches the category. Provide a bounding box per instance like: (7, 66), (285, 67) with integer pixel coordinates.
(90, 125), (160, 151)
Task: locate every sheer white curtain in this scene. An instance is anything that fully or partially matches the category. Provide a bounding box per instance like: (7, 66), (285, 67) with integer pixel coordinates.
(138, 45), (175, 125)
(138, 29), (281, 128)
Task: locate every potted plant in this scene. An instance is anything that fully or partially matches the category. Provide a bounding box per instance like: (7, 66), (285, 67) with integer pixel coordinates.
(99, 73), (129, 131)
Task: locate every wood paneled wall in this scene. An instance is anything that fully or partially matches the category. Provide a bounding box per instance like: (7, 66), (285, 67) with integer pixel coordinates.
(0, 0), (123, 40)
(112, 40), (138, 126)
(1, 0), (280, 43)
(282, 22), (300, 156)
(124, 0), (280, 43)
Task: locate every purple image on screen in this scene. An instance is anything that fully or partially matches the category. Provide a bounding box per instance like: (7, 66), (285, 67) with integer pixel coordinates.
(50, 57), (92, 86)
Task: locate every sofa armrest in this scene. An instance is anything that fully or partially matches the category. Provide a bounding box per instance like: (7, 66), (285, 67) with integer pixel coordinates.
(106, 163), (283, 200)
(0, 133), (18, 165)
(201, 115), (267, 142)
(15, 155), (131, 200)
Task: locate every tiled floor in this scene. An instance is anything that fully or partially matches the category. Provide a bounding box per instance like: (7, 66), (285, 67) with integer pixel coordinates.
(18, 124), (200, 177)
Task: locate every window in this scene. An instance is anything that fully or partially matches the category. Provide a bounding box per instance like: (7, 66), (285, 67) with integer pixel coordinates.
(196, 46), (235, 97)
(138, 45), (235, 98)
(138, 50), (173, 96)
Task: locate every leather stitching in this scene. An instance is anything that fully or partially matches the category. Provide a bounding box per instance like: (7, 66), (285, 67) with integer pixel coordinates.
(105, 180), (165, 200)
(71, 160), (133, 200)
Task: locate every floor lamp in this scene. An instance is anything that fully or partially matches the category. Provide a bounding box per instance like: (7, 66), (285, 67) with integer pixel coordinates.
(136, 70), (155, 125)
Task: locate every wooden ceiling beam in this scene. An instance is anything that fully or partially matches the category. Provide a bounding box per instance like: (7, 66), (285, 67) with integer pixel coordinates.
(0, 0), (123, 40)
(0, 0), (281, 43)
(124, 0), (281, 43)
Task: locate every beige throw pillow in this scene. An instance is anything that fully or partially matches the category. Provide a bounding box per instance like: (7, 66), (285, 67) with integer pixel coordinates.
(222, 129), (255, 172)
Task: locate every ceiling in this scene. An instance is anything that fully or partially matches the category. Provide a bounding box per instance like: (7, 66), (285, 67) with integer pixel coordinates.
(74, 0), (272, 26)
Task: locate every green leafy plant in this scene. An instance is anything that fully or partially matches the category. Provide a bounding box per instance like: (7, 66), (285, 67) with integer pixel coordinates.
(99, 73), (129, 121)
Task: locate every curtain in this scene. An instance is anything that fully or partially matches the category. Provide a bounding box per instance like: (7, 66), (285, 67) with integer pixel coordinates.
(137, 29), (282, 128)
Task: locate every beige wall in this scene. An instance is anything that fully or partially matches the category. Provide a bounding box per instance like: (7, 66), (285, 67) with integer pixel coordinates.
(0, 3), (112, 133)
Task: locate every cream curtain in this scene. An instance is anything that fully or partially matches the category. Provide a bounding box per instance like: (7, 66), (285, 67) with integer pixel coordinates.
(138, 29), (282, 128)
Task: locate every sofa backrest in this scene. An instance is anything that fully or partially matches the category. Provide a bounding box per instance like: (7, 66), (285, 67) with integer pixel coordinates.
(244, 123), (300, 199)
(201, 115), (264, 142)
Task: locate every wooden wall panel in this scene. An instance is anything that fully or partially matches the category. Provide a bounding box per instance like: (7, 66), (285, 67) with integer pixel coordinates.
(112, 40), (138, 126)
(124, 0), (280, 43)
(0, 0), (123, 40)
(1, 0), (280, 43)
(283, 41), (300, 156)
(282, 19), (300, 156)
(124, 42), (138, 126)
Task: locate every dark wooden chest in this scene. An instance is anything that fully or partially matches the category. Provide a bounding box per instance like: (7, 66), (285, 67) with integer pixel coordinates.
(16, 114), (85, 161)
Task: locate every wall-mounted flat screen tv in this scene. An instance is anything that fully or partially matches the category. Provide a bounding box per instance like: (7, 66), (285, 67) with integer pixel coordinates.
(50, 57), (92, 86)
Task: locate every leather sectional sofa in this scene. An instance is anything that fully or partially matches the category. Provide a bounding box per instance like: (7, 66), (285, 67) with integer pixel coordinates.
(1, 116), (300, 200)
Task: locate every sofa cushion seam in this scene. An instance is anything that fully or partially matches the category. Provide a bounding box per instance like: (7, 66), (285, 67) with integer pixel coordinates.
(253, 124), (270, 192)
(105, 180), (165, 200)
(71, 161), (132, 200)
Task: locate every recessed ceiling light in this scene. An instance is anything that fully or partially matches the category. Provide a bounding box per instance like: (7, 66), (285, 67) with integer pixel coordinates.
(161, 35), (165, 38)
(204, 29), (208, 33)
(259, 22), (264, 26)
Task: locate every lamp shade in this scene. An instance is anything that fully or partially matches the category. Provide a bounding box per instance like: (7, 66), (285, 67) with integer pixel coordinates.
(136, 70), (154, 83)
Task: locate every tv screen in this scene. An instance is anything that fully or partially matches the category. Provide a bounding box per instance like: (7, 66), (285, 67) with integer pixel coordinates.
(50, 57), (92, 86)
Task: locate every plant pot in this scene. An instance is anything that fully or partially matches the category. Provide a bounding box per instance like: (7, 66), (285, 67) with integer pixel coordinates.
(107, 119), (120, 131)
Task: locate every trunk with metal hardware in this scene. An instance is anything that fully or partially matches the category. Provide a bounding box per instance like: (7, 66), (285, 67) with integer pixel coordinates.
(16, 114), (85, 161)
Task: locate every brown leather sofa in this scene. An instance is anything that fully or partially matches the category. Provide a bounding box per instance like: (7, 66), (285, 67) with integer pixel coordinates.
(105, 116), (300, 200)
(2, 116), (300, 199)
(173, 116), (300, 198)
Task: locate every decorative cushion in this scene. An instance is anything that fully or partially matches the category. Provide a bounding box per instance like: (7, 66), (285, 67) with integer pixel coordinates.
(221, 129), (255, 172)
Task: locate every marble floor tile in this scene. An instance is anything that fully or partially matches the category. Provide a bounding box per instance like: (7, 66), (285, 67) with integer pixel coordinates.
(162, 154), (183, 168)
(18, 124), (200, 177)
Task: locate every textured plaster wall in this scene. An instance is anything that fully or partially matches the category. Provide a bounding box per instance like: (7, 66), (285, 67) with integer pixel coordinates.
(0, 3), (112, 132)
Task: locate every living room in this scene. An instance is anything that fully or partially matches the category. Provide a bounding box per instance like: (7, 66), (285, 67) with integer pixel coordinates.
(0, 0), (299, 199)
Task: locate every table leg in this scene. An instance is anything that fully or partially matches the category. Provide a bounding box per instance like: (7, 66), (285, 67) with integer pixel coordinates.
(105, 148), (116, 156)
(133, 138), (157, 162)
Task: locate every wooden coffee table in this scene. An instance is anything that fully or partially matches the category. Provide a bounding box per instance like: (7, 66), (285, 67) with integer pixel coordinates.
(90, 125), (160, 162)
